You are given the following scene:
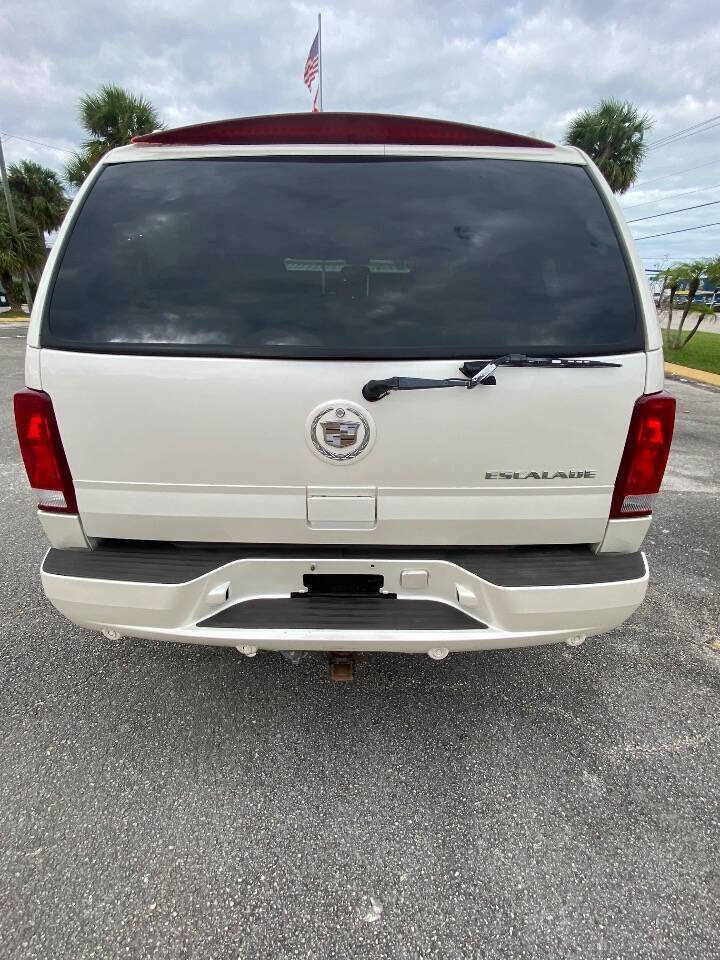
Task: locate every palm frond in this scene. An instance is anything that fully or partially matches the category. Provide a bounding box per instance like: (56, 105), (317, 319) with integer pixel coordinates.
(78, 83), (163, 148)
(66, 84), (164, 187)
(565, 99), (653, 193)
(8, 159), (69, 232)
(64, 151), (95, 188)
(0, 207), (45, 273)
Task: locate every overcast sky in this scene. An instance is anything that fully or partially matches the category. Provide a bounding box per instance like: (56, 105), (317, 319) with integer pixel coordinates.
(2, 0), (719, 269)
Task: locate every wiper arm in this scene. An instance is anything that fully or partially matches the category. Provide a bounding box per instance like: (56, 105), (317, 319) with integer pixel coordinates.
(362, 374), (496, 402)
(362, 354), (622, 402)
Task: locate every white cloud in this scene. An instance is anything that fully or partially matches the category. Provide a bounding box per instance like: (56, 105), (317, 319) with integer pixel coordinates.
(1, 0), (719, 264)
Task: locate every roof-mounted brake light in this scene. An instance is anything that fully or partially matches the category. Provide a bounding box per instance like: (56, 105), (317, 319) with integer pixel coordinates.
(131, 112), (555, 149)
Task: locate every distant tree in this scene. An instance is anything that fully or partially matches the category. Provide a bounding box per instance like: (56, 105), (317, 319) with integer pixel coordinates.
(65, 84), (163, 187)
(674, 256), (720, 349)
(0, 207), (44, 311)
(671, 259), (710, 348)
(8, 160), (69, 277)
(9, 160), (68, 236)
(657, 263), (691, 341)
(564, 99), (652, 193)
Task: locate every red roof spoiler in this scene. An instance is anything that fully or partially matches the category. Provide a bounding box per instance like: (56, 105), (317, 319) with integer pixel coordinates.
(132, 112), (554, 148)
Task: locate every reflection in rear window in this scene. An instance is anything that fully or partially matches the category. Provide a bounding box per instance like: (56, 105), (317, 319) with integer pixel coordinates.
(45, 158), (641, 357)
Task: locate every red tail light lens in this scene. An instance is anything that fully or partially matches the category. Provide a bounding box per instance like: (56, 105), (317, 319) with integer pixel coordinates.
(610, 392), (676, 519)
(13, 389), (78, 513)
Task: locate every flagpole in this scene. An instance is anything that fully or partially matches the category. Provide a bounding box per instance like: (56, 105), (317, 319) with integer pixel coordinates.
(317, 12), (323, 111)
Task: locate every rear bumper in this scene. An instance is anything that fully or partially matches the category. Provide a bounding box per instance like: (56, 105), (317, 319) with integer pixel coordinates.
(40, 543), (649, 653)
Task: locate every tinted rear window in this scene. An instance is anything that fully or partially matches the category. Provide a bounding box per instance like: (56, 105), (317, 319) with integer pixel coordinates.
(45, 158), (641, 357)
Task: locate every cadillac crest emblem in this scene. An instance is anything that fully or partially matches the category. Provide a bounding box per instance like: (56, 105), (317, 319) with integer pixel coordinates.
(306, 400), (376, 463)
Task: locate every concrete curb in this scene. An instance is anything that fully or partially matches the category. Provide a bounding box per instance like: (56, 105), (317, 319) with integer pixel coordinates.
(0, 317), (29, 324)
(665, 362), (720, 388)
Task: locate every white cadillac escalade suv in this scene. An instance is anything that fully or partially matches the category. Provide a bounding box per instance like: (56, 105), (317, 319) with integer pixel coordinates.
(15, 112), (675, 671)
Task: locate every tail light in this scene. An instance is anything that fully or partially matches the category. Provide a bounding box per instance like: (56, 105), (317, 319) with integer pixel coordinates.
(13, 389), (78, 513)
(610, 392), (676, 518)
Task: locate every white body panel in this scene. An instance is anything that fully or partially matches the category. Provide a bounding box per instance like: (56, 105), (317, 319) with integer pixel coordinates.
(595, 517), (652, 554)
(39, 349), (647, 546)
(37, 511), (93, 550)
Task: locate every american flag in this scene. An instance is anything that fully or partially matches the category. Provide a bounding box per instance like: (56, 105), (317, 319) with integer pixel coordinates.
(304, 32), (319, 90)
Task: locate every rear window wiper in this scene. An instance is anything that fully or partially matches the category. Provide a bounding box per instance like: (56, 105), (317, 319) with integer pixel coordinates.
(362, 354), (622, 402)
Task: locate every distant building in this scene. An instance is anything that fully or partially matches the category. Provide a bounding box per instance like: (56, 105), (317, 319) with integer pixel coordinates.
(676, 277), (719, 305)
(647, 269), (719, 306)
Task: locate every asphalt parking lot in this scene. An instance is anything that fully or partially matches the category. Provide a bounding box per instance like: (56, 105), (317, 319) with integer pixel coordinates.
(1, 324), (719, 960)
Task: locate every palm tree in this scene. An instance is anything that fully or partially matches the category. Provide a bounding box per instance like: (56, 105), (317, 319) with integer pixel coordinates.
(64, 152), (94, 188)
(0, 207), (44, 311)
(564, 99), (653, 193)
(8, 160), (69, 276)
(674, 257), (720, 349)
(9, 160), (68, 235)
(65, 84), (163, 187)
(672, 259), (709, 348)
(658, 263), (692, 342)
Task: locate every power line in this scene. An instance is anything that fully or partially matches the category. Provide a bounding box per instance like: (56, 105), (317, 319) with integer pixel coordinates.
(0, 133), (74, 155)
(648, 113), (720, 149)
(635, 220), (720, 240)
(632, 158), (720, 189)
(651, 119), (720, 151)
(648, 115), (719, 147)
(622, 182), (720, 210)
(627, 198), (720, 223)
(650, 119), (720, 149)
(641, 255), (701, 263)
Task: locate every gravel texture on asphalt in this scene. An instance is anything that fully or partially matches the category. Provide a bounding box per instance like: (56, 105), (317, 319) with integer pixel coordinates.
(1, 329), (718, 959)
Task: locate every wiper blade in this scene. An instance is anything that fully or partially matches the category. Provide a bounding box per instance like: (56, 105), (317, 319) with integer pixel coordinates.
(459, 354), (623, 378)
(362, 354), (622, 402)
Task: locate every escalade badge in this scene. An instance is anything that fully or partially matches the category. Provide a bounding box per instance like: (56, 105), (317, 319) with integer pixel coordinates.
(306, 400), (376, 463)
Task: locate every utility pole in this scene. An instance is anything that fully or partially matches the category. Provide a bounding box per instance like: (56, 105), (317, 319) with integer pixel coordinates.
(0, 131), (34, 312)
